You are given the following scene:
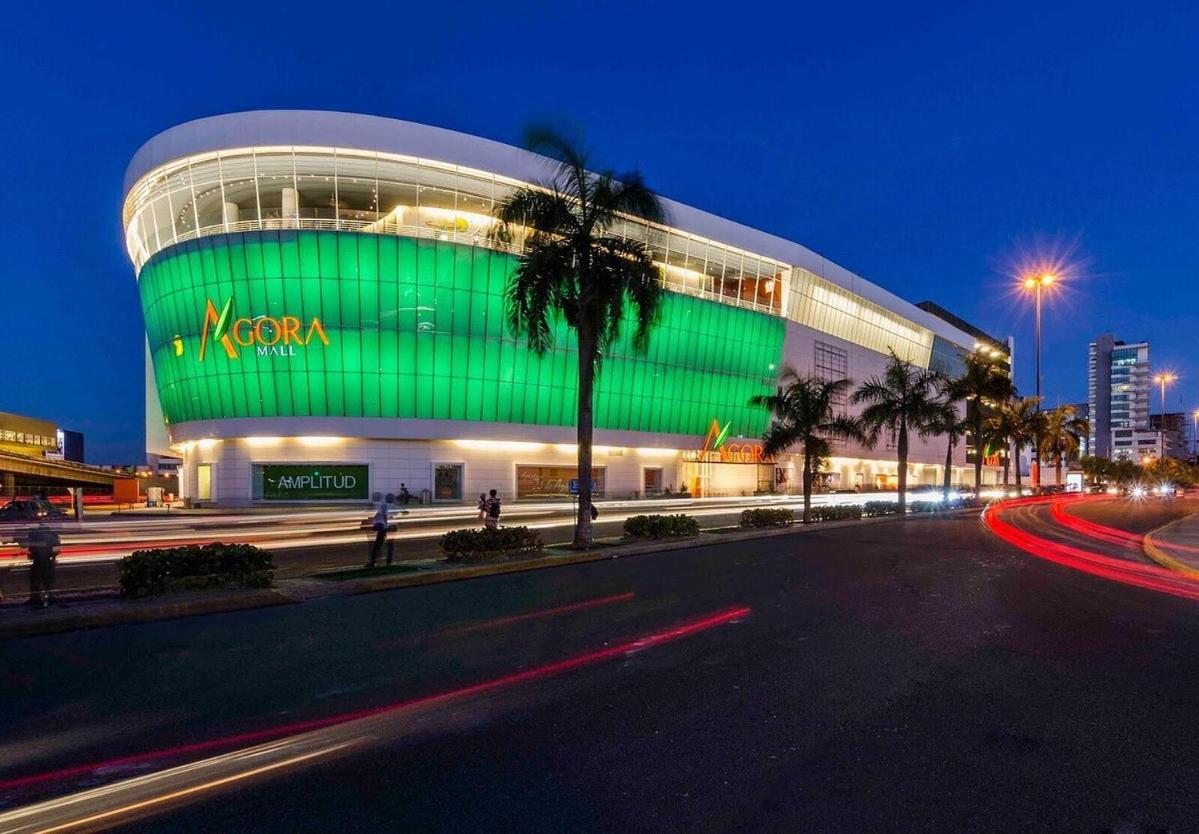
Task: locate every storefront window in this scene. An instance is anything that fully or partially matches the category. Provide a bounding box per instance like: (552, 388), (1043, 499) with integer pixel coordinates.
(196, 464), (213, 501)
(516, 466), (605, 499)
(434, 464), (463, 500)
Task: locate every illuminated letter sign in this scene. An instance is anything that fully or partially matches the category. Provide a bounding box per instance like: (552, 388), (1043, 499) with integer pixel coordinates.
(198, 297), (329, 361)
(682, 419), (774, 464)
(258, 464), (369, 500)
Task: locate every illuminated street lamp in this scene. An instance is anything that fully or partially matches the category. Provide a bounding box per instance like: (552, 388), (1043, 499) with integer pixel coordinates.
(1022, 272), (1056, 486)
(1192, 408), (1199, 457)
(1154, 372), (1176, 459)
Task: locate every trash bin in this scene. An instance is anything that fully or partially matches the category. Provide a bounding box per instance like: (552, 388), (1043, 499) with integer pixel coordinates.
(420, 489), (432, 505)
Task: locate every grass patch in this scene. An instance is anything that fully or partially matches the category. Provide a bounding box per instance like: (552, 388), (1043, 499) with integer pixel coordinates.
(317, 564), (422, 581)
(544, 540), (624, 554)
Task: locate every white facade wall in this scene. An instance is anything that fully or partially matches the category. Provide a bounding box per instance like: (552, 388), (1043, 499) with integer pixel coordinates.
(177, 438), (684, 507)
(780, 320), (968, 471)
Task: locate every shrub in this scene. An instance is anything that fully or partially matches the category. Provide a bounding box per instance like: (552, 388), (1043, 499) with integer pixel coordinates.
(623, 514), (701, 539)
(808, 504), (863, 522)
(740, 508), (795, 528)
(863, 501), (901, 517)
(441, 526), (543, 562)
(908, 496), (983, 513)
(119, 543), (274, 598)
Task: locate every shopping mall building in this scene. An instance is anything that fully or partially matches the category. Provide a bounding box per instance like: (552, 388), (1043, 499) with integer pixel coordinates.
(123, 111), (1009, 506)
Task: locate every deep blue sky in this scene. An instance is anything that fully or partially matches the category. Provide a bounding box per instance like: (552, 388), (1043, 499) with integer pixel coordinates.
(3, 2), (1197, 462)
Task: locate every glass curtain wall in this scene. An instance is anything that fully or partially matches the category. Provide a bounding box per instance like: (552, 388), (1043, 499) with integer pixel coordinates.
(125, 147), (942, 367)
(124, 148), (789, 317)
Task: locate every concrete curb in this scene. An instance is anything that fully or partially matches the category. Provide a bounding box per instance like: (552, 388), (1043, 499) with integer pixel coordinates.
(0, 588), (295, 640)
(341, 509), (970, 595)
(1142, 513), (1199, 578)
(0, 507), (976, 639)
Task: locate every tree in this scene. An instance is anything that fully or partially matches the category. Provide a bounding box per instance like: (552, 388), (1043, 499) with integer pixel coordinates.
(927, 382), (970, 500)
(946, 351), (1015, 492)
(752, 371), (866, 523)
(851, 350), (941, 513)
(494, 126), (665, 547)
(986, 397), (1043, 492)
(1039, 405), (1090, 485)
(1079, 455), (1110, 486)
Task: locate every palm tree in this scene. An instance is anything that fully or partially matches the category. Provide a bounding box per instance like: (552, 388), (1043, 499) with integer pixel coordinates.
(493, 126), (665, 547)
(851, 350), (941, 513)
(1039, 405), (1090, 485)
(752, 371), (866, 523)
(986, 396), (1043, 492)
(927, 384), (970, 501)
(983, 402), (1016, 487)
(946, 351), (1015, 492)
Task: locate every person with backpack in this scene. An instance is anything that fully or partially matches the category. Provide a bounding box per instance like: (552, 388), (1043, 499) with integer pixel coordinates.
(484, 489), (502, 530)
(366, 503), (394, 568)
(26, 524), (60, 608)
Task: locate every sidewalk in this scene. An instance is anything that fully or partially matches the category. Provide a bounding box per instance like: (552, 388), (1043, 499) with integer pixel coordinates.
(1143, 512), (1199, 576)
(0, 510), (956, 640)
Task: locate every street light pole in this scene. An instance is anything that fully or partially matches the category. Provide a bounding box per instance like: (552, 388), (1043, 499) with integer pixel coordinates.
(1023, 273), (1055, 489)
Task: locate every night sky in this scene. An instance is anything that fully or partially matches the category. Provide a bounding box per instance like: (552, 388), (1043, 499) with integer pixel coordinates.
(3, 2), (1196, 463)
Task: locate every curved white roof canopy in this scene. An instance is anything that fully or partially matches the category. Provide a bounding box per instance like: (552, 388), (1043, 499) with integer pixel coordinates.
(125, 110), (980, 351)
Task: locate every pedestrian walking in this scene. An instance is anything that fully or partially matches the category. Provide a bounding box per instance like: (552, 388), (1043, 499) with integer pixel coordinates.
(477, 493), (488, 523)
(484, 489), (502, 530)
(26, 524), (60, 608)
(367, 504), (394, 567)
(399, 484), (411, 506)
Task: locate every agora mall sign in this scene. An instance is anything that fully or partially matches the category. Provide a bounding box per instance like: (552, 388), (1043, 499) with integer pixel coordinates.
(198, 297), (329, 361)
(681, 419), (774, 464)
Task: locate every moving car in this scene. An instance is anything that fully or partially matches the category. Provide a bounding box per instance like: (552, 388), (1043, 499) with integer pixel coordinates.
(0, 499), (67, 523)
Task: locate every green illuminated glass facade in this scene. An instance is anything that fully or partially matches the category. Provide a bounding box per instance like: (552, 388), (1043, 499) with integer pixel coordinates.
(140, 231), (784, 438)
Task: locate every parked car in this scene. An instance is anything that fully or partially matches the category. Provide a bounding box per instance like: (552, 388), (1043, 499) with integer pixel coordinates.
(0, 499), (67, 523)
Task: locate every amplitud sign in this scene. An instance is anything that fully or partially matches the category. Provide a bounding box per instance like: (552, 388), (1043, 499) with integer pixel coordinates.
(258, 464), (368, 500)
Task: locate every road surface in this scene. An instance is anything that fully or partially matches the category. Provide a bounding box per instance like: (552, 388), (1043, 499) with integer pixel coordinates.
(4, 496), (1199, 831)
(0, 492), (913, 598)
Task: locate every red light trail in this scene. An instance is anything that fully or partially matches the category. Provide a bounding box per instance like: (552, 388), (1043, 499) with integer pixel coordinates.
(0, 603), (749, 796)
(984, 496), (1199, 601)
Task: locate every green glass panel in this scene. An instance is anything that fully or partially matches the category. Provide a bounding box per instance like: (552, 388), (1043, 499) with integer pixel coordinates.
(139, 230), (785, 439)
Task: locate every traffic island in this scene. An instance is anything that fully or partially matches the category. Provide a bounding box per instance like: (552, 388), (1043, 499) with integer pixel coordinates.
(0, 508), (976, 640)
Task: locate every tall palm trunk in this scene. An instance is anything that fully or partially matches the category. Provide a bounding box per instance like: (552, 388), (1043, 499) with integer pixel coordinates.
(943, 436), (955, 500)
(802, 447), (813, 523)
(1056, 455), (1063, 485)
(575, 320), (596, 547)
(1013, 441), (1022, 492)
(1002, 452), (1010, 487)
(897, 419), (909, 513)
(972, 408), (984, 491)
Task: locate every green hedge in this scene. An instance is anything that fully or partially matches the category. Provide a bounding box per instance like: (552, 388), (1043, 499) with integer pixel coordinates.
(624, 514), (701, 539)
(119, 543), (274, 598)
(809, 504), (864, 522)
(908, 500), (941, 514)
(740, 508), (795, 528)
(441, 526), (543, 562)
(863, 501), (901, 517)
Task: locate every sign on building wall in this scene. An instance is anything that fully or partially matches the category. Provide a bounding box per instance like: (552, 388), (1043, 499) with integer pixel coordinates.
(255, 464), (369, 500)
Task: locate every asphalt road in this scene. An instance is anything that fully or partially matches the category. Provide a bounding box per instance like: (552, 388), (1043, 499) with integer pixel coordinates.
(0, 503), (762, 599)
(5, 499), (1199, 831)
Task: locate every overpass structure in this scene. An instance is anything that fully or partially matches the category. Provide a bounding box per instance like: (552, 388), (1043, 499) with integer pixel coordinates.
(0, 451), (128, 494)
